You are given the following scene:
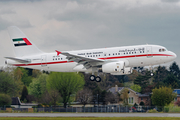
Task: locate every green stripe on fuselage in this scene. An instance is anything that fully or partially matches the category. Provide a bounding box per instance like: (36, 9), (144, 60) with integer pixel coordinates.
(12, 38), (24, 42)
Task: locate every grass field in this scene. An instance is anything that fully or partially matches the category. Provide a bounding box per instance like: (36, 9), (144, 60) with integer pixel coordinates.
(0, 117), (180, 120)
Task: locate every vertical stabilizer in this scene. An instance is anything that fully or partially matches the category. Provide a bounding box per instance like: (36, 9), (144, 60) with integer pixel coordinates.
(7, 26), (43, 57)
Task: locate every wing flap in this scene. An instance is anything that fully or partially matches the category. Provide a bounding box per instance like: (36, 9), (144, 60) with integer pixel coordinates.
(56, 51), (105, 69)
(61, 52), (104, 62)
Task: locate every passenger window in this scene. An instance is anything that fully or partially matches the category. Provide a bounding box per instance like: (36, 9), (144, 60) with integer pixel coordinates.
(104, 54), (106, 56)
(118, 53), (120, 55)
(129, 52), (131, 54)
(109, 54), (111, 56)
(116, 53), (117, 55)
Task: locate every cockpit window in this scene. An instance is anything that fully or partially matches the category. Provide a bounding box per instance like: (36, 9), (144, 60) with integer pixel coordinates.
(162, 49), (165, 52)
(159, 48), (166, 52)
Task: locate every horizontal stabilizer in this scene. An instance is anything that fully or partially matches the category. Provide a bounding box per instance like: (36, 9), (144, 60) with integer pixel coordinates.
(5, 57), (31, 63)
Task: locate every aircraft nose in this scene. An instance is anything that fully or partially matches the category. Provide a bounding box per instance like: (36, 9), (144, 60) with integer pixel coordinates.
(171, 52), (177, 60)
(173, 52), (177, 58)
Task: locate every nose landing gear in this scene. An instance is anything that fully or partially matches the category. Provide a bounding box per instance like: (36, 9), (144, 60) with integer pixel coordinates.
(150, 65), (154, 76)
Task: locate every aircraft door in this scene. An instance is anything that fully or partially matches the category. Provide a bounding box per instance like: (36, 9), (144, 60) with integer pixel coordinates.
(146, 46), (152, 57)
(41, 55), (47, 66)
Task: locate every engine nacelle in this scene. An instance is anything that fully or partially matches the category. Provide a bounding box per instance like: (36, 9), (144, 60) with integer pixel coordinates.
(102, 61), (125, 73)
(111, 67), (133, 75)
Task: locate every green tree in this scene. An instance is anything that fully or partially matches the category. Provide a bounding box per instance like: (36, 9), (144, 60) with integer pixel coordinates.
(32, 69), (42, 78)
(134, 71), (150, 93)
(77, 88), (92, 107)
(151, 86), (176, 106)
(153, 66), (169, 88)
(0, 71), (17, 97)
(130, 84), (141, 92)
(163, 73), (179, 88)
(169, 62), (180, 79)
(92, 86), (102, 106)
(120, 88), (129, 105)
(20, 86), (28, 102)
(127, 70), (139, 82)
(46, 72), (84, 108)
(101, 90), (107, 105)
(13, 68), (24, 97)
(48, 89), (60, 106)
(18, 68), (32, 86)
(0, 94), (12, 106)
(28, 74), (48, 100)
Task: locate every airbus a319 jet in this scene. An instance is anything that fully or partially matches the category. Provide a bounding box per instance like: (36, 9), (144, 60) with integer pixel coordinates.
(4, 26), (177, 82)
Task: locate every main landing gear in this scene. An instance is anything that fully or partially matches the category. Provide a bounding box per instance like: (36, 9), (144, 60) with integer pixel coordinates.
(150, 65), (154, 76)
(89, 75), (101, 82)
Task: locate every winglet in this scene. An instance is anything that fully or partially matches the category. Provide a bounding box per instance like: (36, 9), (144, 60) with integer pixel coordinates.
(55, 50), (61, 56)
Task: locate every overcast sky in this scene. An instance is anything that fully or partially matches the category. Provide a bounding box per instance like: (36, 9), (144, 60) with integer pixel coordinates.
(0, 0), (179, 68)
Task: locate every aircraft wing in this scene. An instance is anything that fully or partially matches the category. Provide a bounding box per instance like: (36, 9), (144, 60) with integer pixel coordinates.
(5, 57), (31, 63)
(60, 51), (105, 69)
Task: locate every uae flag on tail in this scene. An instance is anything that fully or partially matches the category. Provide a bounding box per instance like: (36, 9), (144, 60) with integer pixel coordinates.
(12, 38), (32, 47)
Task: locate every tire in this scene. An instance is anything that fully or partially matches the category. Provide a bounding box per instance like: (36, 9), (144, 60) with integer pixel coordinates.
(95, 76), (101, 82)
(89, 75), (95, 81)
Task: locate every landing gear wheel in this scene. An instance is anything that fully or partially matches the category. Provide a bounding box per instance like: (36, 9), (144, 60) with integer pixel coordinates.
(95, 76), (101, 82)
(151, 73), (153, 76)
(89, 75), (96, 81)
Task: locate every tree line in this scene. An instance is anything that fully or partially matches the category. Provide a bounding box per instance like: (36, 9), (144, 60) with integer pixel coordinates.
(0, 61), (179, 107)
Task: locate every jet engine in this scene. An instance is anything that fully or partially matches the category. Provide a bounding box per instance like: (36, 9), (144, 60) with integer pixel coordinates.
(102, 61), (132, 75)
(102, 61), (125, 73)
(111, 67), (132, 75)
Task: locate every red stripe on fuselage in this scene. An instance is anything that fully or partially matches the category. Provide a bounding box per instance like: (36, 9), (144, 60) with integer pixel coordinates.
(99, 54), (172, 60)
(12, 54), (173, 66)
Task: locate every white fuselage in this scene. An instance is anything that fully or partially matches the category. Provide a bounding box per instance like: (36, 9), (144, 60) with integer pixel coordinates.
(7, 44), (176, 73)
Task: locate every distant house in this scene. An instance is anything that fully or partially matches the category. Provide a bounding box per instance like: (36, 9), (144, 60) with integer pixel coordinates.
(173, 89), (180, 102)
(108, 85), (151, 106)
(138, 93), (151, 106)
(107, 85), (124, 94)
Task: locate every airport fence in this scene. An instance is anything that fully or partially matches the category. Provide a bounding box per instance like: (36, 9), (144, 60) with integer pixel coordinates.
(0, 105), (169, 113)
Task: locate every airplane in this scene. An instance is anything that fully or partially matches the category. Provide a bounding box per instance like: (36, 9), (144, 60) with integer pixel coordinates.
(4, 26), (177, 82)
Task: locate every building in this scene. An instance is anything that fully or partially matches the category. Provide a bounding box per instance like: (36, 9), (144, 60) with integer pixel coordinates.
(173, 89), (180, 102)
(108, 85), (151, 106)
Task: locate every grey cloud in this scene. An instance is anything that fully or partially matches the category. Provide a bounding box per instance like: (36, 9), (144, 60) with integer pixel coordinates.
(0, 17), (12, 31)
(0, 0), (42, 3)
(0, 0), (179, 66)
(0, 9), (15, 14)
(161, 0), (180, 3)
